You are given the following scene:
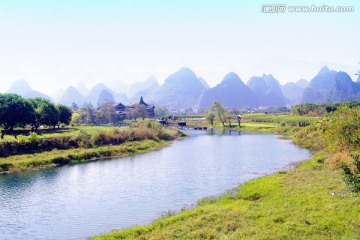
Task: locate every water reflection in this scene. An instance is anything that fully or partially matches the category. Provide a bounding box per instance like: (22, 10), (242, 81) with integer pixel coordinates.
(0, 130), (311, 240)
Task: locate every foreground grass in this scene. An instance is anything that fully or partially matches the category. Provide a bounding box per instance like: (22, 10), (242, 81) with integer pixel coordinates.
(92, 153), (360, 239)
(0, 139), (172, 173)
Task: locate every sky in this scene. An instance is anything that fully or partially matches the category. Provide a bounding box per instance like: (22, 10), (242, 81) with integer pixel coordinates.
(0, 0), (359, 96)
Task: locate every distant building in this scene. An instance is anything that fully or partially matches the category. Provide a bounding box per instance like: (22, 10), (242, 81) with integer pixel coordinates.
(114, 96), (155, 119)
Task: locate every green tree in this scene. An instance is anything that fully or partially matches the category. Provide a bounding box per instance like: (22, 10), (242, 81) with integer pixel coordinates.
(155, 106), (169, 118)
(96, 102), (116, 124)
(56, 104), (72, 127)
(321, 106), (360, 153)
(38, 101), (59, 128)
(205, 109), (215, 126)
(83, 102), (96, 124)
(211, 101), (228, 127)
(29, 98), (59, 130)
(0, 93), (35, 131)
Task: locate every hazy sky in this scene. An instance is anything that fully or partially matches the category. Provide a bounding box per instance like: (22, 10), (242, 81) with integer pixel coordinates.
(0, 0), (359, 95)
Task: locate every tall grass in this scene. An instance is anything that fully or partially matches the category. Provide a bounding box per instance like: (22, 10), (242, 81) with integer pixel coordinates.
(0, 123), (180, 157)
(0, 121), (184, 173)
(0, 140), (169, 173)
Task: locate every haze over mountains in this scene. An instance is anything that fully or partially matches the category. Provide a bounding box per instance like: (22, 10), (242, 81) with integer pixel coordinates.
(5, 66), (360, 111)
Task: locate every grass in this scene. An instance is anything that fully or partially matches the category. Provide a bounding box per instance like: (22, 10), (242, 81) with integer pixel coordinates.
(92, 153), (360, 240)
(91, 113), (359, 239)
(0, 139), (172, 173)
(0, 123), (185, 173)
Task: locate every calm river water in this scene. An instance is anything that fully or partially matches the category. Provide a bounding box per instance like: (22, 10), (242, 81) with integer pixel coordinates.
(0, 129), (311, 239)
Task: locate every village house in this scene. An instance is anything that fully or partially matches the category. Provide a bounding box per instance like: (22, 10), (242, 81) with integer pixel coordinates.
(114, 96), (155, 119)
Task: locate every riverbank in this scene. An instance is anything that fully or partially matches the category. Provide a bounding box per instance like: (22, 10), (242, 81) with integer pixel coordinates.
(0, 139), (175, 174)
(92, 111), (360, 239)
(0, 123), (185, 174)
(93, 153), (359, 240)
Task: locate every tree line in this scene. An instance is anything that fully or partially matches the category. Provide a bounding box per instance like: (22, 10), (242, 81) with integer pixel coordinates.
(0, 93), (72, 132)
(291, 101), (360, 116)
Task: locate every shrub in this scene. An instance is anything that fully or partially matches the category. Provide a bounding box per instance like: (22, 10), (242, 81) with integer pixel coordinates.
(0, 162), (13, 171)
(52, 156), (70, 165)
(340, 154), (360, 193)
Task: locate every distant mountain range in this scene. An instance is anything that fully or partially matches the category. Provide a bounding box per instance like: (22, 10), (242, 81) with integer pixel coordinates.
(7, 79), (53, 102)
(301, 67), (360, 104)
(199, 73), (257, 109)
(6, 66), (360, 111)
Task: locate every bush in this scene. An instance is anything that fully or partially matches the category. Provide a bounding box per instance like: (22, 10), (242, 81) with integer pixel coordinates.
(340, 154), (360, 193)
(52, 156), (70, 165)
(0, 162), (13, 171)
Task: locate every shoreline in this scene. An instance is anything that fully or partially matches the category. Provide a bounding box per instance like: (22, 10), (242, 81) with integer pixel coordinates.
(0, 138), (185, 175)
(91, 124), (359, 239)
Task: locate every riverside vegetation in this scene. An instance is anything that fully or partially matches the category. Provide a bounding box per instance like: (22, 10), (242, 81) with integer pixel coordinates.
(0, 120), (184, 173)
(93, 102), (360, 240)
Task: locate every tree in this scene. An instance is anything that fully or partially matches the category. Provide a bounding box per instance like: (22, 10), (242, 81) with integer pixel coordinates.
(29, 98), (59, 130)
(83, 102), (96, 124)
(38, 101), (59, 128)
(131, 104), (148, 120)
(0, 93), (35, 131)
(56, 104), (72, 127)
(71, 102), (79, 111)
(211, 101), (228, 127)
(96, 102), (116, 124)
(205, 109), (215, 126)
(155, 106), (169, 118)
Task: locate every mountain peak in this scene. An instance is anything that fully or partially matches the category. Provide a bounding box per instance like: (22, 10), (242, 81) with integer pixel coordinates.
(7, 79), (32, 94)
(318, 66), (330, 75)
(222, 72), (241, 83)
(145, 75), (158, 85)
(177, 67), (194, 74)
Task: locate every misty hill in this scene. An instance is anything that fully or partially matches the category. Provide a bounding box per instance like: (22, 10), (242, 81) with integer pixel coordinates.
(7, 79), (32, 94)
(107, 80), (130, 96)
(326, 72), (360, 102)
(199, 72), (257, 109)
(88, 83), (128, 106)
(300, 67), (360, 103)
(247, 74), (286, 107)
(147, 67), (206, 110)
(7, 79), (53, 101)
(59, 86), (86, 106)
(296, 79), (309, 89)
(198, 77), (210, 89)
(97, 89), (115, 106)
(301, 67), (337, 103)
(76, 83), (89, 97)
(22, 91), (53, 102)
(128, 76), (159, 98)
(281, 82), (304, 105)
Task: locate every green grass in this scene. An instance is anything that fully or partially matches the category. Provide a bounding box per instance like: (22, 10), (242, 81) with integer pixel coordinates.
(242, 114), (319, 127)
(92, 153), (360, 240)
(0, 124), (185, 173)
(0, 139), (171, 173)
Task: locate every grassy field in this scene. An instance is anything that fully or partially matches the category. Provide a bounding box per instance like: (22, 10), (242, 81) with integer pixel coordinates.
(92, 153), (359, 240)
(0, 123), (184, 173)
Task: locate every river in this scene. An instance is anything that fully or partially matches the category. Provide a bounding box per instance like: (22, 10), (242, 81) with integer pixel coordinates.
(0, 129), (311, 239)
